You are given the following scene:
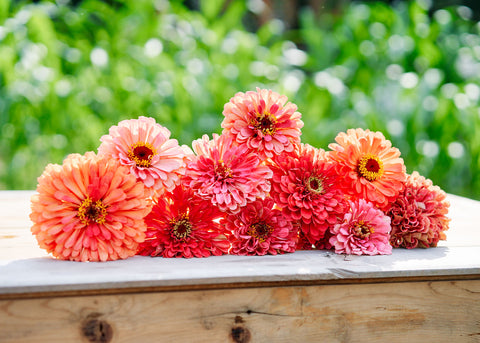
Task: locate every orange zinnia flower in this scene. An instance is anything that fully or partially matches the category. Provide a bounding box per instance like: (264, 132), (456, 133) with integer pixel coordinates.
(328, 128), (406, 210)
(30, 152), (150, 262)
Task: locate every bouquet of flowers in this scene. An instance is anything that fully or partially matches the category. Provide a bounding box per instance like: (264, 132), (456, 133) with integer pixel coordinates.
(29, 88), (450, 262)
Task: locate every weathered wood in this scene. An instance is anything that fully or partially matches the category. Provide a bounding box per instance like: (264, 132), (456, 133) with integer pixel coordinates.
(1, 192), (480, 299)
(1, 191), (480, 342)
(1, 280), (479, 343)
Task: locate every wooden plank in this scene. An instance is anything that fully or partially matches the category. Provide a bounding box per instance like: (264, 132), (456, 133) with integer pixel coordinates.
(0, 280), (479, 343)
(1, 191), (480, 297)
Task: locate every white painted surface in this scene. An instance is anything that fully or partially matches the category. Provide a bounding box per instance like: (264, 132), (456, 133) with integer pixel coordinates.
(0, 191), (479, 295)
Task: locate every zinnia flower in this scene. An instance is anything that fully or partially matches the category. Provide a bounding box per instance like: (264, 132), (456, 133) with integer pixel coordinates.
(296, 230), (314, 250)
(221, 88), (304, 161)
(387, 171), (450, 249)
(328, 128), (406, 210)
(137, 185), (229, 258)
(269, 144), (347, 245)
(329, 199), (392, 255)
(226, 197), (297, 256)
(98, 116), (191, 194)
(183, 133), (272, 213)
(30, 152), (150, 262)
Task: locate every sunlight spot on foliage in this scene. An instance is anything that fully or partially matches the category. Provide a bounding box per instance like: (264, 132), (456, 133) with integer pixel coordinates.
(90, 47), (108, 68)
(387, 119), (404, 136)
(144, 38), (163, 58)
(55, 79), (72, 97)
(386, 64), (403, 81)
(441, 83), (458, 99)
(465, 83), (480, 102)
(453, 93), (470, 110)
(448, 142), (465, 159)
(422, 96), (438, 112)
(417, 140), (439, 158)
(400, 72), (418, 89)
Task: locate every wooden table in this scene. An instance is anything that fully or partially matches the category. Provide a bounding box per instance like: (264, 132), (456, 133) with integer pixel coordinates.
(0, 191), (479, 342)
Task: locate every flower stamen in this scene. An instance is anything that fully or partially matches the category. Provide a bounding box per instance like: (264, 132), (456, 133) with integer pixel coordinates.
(215, 159), (232, 179)
(248, 221), (273, 242)
(127, 142), (157, 168)
(357, 154), (384, 182)
(78, 197), (107, 225)
(250, 111), (277, 135)
(170, 214), (192, 240)
(353, 220), (374, 239)
(306, 175), (325, 195)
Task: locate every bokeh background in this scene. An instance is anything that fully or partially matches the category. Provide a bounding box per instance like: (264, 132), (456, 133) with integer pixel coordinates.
(1, 0), (479, 199)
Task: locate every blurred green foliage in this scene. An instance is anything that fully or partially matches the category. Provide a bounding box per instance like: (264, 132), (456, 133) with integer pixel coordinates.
(0, 0), (479, 199)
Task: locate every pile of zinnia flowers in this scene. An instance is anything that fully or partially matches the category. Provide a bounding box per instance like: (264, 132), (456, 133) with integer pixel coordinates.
(30, 88), (450, 262)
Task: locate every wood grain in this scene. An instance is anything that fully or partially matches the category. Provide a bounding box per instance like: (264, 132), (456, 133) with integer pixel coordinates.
(1, 280), (479, 343)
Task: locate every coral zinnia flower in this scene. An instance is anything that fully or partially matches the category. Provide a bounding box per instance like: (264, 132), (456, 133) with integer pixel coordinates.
(30, 152), (150, 262)
(328, 128), (406, 210)
(329, 199), (392, 255)
(137, 185), (229, 258)
(226, 197), (297, 256)
(270, 144), (347, 245)
(221, 88), (304, 161)
(183, 133), (272, 213)
(98, 116), (191, 194)
(387, 171), (450, 249)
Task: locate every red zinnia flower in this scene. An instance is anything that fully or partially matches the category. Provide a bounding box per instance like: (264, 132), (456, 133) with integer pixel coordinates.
(387, 171), (450, 249)
(30, 152), (150, 262)
(138, 185), (230, 258)
(328, 128), (406, 210)
(270, 144), (347, 245)
(221, 88), (303, 161)
(183, 133), (272, 213)
(225, 197), (297, 256)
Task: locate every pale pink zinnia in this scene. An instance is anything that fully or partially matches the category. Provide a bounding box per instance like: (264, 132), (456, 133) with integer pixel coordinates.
(269, 143), (347, 245)
(387, 171), (450, 249)
(225, 197), (297, 256)
(221, 88), (304, 160)
(30, 152), (150, 262)
(183, 133), (272, 213)
(328, 128), (406, 211)
(98, 116), (191, 194)
(329, 199), (392, 255)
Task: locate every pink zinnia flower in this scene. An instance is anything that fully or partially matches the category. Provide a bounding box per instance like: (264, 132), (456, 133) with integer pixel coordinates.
(387, 171), (450, 249)
(98, 116), (191, 194)
(329, 199), (392, 255)
(137, 185), (229, 258)
(225, 197), (297, 256)
(270, 143), (347, 245)
(30, 152), (150, 262)
(221, 88), (304, 160)
(328, 128), (406, 210)
(183, 133), (272, 213)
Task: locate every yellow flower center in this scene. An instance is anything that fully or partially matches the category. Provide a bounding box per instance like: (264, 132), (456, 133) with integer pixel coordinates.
(306, 175), (325, 195)
(127, 142), (157, 168)
(353, 220), (374, 239)
(170, 214), (192, 240)
(248, 222), (273, 242)
(250, 111), (277, 135)
(357, 154), (384, 181)
(78, 197), (107, 225)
